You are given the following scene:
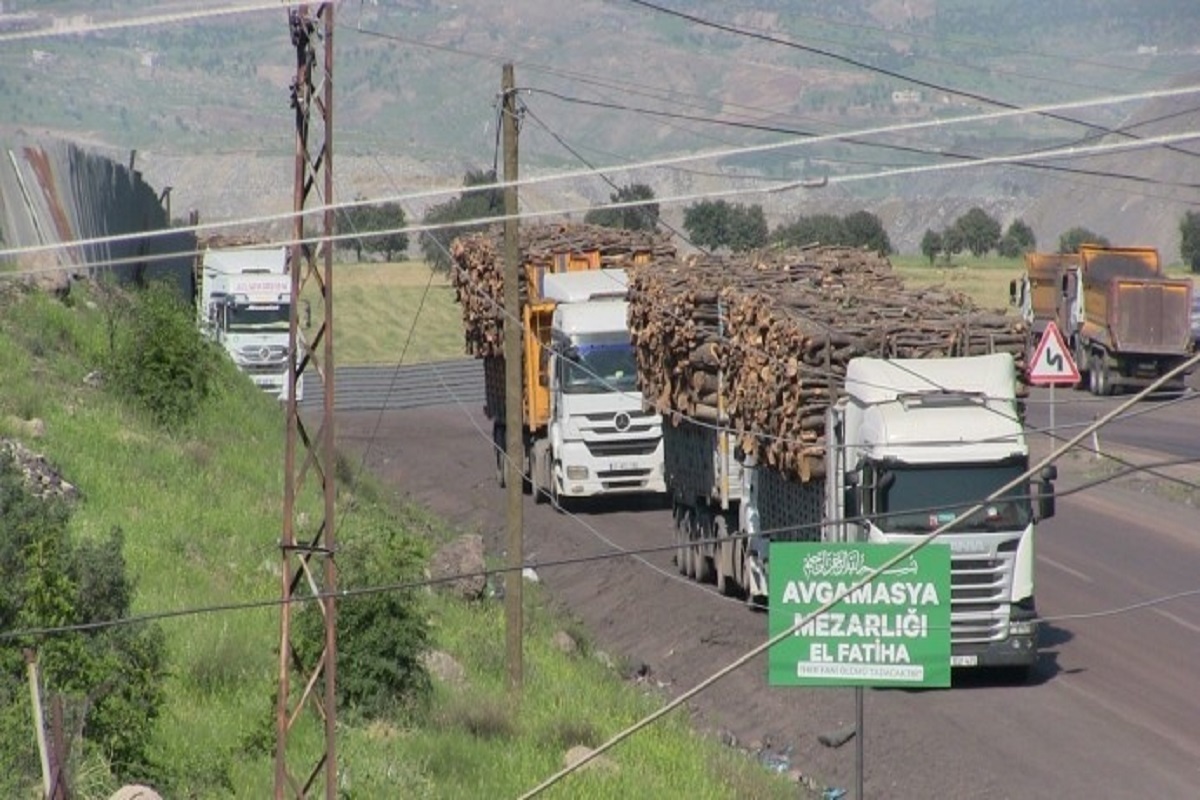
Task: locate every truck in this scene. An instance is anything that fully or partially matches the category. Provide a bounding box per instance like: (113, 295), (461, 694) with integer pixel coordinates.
(744, 354), (1056, 675)
(632, 247), (1053, 675)
(1009, 251), (1080, 359)
(196, 246), (303, 402)
(451, 227), (671, 506)
(1062, 245), (1194, 395)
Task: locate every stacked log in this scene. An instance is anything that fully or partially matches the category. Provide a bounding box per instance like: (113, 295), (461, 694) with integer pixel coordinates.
(450, 223), (676, 358)
(628, 245), (1029, 483)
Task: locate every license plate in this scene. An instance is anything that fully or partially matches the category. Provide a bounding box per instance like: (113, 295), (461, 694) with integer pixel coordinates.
(610, 462), (638, 472)
(950, 655), (978, 667)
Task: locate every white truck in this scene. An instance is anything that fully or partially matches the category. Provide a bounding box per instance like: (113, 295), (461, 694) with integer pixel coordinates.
(734, 354), (1054, 675)
(197, 247), (303, 402)
(487, 268), (666, 507)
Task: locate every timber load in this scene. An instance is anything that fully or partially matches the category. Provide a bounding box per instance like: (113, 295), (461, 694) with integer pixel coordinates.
(450, 223), (676, 358)
(628, 245), (1029, 483)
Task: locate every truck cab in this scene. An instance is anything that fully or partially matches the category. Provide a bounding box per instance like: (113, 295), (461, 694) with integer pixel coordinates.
(541, 270), (665, 501)
(827, 353), (1054, 673)
(198, 248), (304, 402)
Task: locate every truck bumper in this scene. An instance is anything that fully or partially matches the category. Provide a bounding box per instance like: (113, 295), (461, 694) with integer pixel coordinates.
(556, 442), (666, 497)
(952, 613), (1039, 669)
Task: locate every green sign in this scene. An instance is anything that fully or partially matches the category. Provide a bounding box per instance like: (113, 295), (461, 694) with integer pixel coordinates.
(768, 543), (951, 688)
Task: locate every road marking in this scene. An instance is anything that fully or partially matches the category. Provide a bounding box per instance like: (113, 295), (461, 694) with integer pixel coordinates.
(1038, 555), (1093, 583)
(1152, 607), (1200, 635)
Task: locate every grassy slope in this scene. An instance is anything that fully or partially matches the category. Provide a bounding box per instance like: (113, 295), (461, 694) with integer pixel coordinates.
(0, 285), (798, 798)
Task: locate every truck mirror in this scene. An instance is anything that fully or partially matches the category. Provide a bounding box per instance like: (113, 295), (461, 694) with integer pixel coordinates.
(1037, 481), (1056, 521)
(1040, 464), (1058, 482)
(1008, 279), (1017, 305)
(878, 470), (895, 492)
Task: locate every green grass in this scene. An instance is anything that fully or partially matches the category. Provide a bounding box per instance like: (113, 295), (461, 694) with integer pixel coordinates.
(303, 260), (466, 366)
(0, 284), (804, 798)
(891, 253), (1023, 312)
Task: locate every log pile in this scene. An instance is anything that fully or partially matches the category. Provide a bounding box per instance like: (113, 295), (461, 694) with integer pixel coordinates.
(450, 223), (676, 357)
(628, 245), (1029, 483)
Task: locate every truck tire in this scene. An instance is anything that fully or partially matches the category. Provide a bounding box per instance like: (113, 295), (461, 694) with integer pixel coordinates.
(531, 440), (550, 505)
(1092, 354), (1112, 397)
(1073, 341), (1090, 391)
(493, 424), (506, 488)
(692, 511), (715, 584)
(713, 517), (742, 598)
(672, 503), (689, 576)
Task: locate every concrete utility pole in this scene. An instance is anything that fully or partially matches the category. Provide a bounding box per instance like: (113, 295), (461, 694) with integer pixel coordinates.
(501, 62), (524, 696)
(277, 5), (337, 799)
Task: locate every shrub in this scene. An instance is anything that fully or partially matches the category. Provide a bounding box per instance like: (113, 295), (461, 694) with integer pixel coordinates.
(106, 281), (221, 429)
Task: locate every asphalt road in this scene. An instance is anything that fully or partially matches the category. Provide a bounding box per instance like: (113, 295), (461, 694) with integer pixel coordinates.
(333, 380), (1200, 799)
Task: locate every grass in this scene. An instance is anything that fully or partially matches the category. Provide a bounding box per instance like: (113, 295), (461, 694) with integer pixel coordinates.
(0, 283), (804, 798)
(301, 260), (466, 366)
(891, 253), (1023, 311)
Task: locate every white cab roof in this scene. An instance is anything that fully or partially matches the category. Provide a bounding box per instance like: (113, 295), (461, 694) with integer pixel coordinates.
(555, 300), (630, 338)
(203, 247), (288, 274)
(541, 269), (628, 303)
(846, 353), (1024, 464)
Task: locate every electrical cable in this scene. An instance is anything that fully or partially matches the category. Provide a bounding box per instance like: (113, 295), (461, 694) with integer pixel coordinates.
(5, 81), (1199, 267)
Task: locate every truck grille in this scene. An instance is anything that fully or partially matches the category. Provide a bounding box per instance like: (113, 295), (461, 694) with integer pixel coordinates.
(586, 438), (660, 457)
(580, 410), (659, 436)
(237, 344), (288, 364)
(950, 553), (1013, 643)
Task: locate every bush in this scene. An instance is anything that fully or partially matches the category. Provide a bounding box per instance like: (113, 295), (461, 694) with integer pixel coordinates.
(106, 281), (221, 429)
(294, 503), (432, 720)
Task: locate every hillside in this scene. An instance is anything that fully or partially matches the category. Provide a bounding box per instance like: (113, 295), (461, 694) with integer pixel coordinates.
(3, 1), (1200, 259)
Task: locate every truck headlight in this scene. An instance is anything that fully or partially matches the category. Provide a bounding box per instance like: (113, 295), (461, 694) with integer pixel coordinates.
(566, 466), (589, 480)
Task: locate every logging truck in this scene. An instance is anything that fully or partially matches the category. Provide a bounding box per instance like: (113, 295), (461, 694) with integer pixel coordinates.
(632, 247), (1052, 674)
(453, 226), (674, 505)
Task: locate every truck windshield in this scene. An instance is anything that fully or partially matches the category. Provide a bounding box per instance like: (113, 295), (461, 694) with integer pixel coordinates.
(876, 461), (1032, 534)
(226, 303), (290, 332)
(561, 343), (639, 394)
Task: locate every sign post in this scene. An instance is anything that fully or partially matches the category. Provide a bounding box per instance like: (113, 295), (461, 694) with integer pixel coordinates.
(1026, 321), (1081, 436)
(770, 542), (952, 798)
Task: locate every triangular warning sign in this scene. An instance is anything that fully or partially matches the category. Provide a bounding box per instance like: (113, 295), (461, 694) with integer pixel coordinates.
(1027, 321), (1080, 385)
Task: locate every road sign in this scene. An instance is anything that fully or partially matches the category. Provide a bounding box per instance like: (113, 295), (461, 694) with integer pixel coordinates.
(1027, 321), (1080, 385)
(769, 543), (951, 688)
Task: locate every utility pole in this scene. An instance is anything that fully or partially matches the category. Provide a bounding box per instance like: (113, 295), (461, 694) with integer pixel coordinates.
(277, 5), (337, 799)
(501, 62), (524, 696)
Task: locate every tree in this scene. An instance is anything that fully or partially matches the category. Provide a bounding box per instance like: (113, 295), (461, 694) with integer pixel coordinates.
(771, 214), (845, 248)
(0, 458), (167, 790)
(343, 199), (409, 262)
(942, 225), (965, 259)
(1057, 226), (1110, 254)
(1179, 211), (1200, 273)
(420, 169), (503, 272)
(952, 207), (1002, 257)
(682, 200), (767, 252)
(583, 183), (659, 231)
(842, 210), (892, 254)
(997, 218), (1036, 258)
(920, 229), (942, 265)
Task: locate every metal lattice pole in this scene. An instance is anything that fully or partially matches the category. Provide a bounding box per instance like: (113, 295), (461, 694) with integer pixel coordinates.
(277, 5), (336, 799)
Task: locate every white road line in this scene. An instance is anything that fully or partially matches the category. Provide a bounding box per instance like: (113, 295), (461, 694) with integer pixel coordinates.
(1038, 555), (1094, 583)
(1152, 607), (1200, 635)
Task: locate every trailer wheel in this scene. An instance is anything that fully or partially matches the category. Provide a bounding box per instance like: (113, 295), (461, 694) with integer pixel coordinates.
(1097, 357), (1114, 396)
(672, 503), (689, 576)
(714, 517), (742, 598)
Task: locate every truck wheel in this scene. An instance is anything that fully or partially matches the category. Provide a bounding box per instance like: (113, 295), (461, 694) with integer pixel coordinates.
(1073, 342), (1089, 391)
(714, 518), (741, 597)
(1097, 358), (1114, 397)
(673, 503), (689, 576)
(531, 441), (548, 505)
(1087, 357), (1100, 395)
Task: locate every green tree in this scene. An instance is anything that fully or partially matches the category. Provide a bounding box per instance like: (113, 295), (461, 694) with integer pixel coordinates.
(942, 225), (965, 260)
(952, 207), (1002, 257)
(1057, 226), (1110, 254)
(420, 169), (503, 272)
(343, 199), (409, 262)
(920, 228), (942, 265)
(583, 183), (659, 231)
(842, 210), (892, 254)
(771, 214), (845, 248)
(0, 458), (167, 790)
(1179, 211), (1200, 273)
(727, 204), (768, 253)
(997, 218), (1037, 258)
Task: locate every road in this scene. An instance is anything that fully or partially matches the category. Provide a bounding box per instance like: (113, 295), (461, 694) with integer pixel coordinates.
(329, 365), (1200, 798)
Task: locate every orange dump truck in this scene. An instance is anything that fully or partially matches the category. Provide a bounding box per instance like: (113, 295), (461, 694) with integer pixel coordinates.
(1064, 246), (1194, 395)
